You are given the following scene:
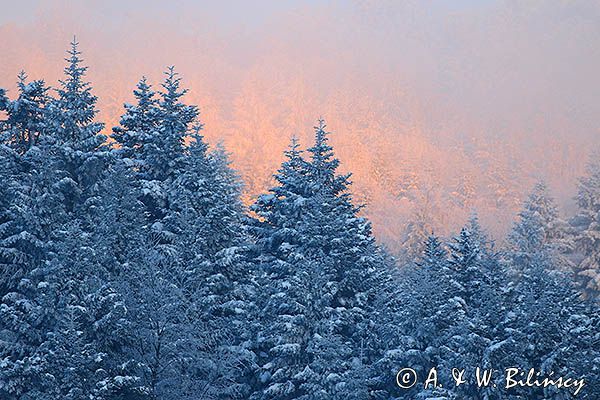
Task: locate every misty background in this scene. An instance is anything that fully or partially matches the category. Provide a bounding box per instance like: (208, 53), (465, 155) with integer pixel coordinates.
(1, 0), (598, 250)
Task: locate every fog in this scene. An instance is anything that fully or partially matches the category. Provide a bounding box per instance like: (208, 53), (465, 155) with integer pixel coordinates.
(2, 0), (599, 248)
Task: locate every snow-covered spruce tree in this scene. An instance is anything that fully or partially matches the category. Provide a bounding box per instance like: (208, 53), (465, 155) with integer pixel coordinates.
(466, 212), (492, 255)
(110, 71), (193, 399)
(571, 156), (600, 299)
(249, 137), (318, 399)
(111, 70), (255, 399)
(40, 219), (148, 399)
(1, 249), (146, 399)
(501, 184), (600, 399)
(558, 300), (600, 400)
(147, 67), (197, 182)
(113, 67), (197, 226)
(435, 226), (506, 399)
(0, 72), (56, 296)
(170, 128), (246, 259)
(507, 181), (572, 274)
(0, 73), (51, 296)
(388, 234), (459, 400)
(43, 38), (107, 217)
(447, 227), (486, 304)
(0, 75), (62, 398)
(111, 76), (160, 162)
(85, 159), (149, 279)
(0, 146), (27, 296)
(500, 253), (598, 399)
(0, 41), (147, 399)
(250, 122), (396, 399)
(1, 71), (50, 154)
(400, 207), (432, 263)
(168, 126), (256, 399)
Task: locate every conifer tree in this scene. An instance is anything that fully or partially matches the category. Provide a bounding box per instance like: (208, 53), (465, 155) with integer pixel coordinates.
(45, 38), (107, 214)
(0, 40), (147, 400)
(390, 235), (457, 399)
(112, 76), (159, 161)
(441, 226), (505, 399)
(1, 71), (50, 153)
(571, 157), (600, 298)
(508, 181), (572, 272)
(251, 122), (395, 399)
(0, 73), (52, 295)
(400, 207), (432, 262)
(0, 88), (8, 113)
(111, 69), (255, 399)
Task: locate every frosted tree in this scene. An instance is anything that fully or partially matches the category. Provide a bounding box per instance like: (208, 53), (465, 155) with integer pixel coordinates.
(571, 157), (600, 298)
(251, 123), (395, 399)
(51, 40), (104, 147)
(88, 158), (149, 278)
(438, 226), (505, 399)
(390, 235), (459, 399)
(400, 207), (433, 262)
(37, 221), (147, 399)
(0, 73), (52, 295)
(171, 129), (245, 259)
(249, 137), (317, 398)
(168, 126), (255, 399)
(150, 67), (198, 181)
(0, 131), (65, 400)
(508, 181), (572, 273)
(0, 146), (47, 298)
(500, 254), (598, 399)
(297, 120), (388, 399)
(1, 71), (50, 153)
(0, 73), (61, 399)
(0, 41), (146, 399)
(250, 136), (309, 255)
(0, 88), (8, 112)
(111, 68), (255, 399)
(466, 212), (491, 251)
(43, 38), (107, 215)
(447, 228), (485, 302)
(111, 76), (159, 161)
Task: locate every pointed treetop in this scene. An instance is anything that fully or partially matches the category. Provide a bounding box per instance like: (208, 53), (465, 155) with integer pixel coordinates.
(157, 66), (198, 128)
(307, 118), (350, 195)
(274, 135), (309, 193)
(132, 76), (158, 112)
(135, 76), (153, 95)
(418, 233), (447, 267)
(528, 181), (559, 219)
(62, 37), (87, 88)
(69, 36), (80, 56)
(509, 180), (563, 254)
(17, 70), (27, 88)
(53, 39), (103, 144)
(131, 76), (159, 118)
(58, 38), (93, 102)
(285, 135), (302, 160)
(468, 211), (487, 239)
(449, 227), (480, 266)
(188, 122), (208, 155)
(161, 66), (188, 107)
(309, 118), (335, 163)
